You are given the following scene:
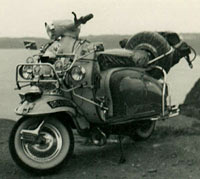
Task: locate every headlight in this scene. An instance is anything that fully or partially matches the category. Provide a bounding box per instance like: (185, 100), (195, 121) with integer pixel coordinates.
(19, 65), (33, 79)
(42, 65), (53, 78)
(33, 65), (41, 77)
(70, 66), (86, 81)
(55, 60), (63, 71)
(26, 57), (34, 63)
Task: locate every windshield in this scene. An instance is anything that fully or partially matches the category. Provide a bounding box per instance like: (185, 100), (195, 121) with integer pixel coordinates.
(43, 37), (77, 58)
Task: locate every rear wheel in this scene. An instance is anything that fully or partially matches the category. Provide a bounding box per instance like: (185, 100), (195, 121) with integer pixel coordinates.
(131, 120), (156, 141)
(9, 116), (74, 174)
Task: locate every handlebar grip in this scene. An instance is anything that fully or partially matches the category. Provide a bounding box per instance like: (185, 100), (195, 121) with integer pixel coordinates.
(80, 14), (94, 24)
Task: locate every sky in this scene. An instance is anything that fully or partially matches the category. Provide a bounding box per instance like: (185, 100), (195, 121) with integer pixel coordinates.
(0, 0), (200, 38)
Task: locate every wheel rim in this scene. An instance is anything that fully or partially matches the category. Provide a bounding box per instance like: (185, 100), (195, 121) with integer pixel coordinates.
(22, 123), (63, 162)
(11, 117), (74, 171)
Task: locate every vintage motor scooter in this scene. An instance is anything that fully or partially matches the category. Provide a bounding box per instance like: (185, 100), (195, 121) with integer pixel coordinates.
(9, 12), (196, 174)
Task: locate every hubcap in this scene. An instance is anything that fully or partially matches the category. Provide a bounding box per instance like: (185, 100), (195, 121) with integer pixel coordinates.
(22, 123), (62, 162)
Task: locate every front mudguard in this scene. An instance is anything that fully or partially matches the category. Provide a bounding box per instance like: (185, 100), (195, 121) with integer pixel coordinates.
(15, 95), (76, 116)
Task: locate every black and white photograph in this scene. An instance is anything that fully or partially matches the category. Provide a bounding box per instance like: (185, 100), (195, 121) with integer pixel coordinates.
(1, 0), (200, 178)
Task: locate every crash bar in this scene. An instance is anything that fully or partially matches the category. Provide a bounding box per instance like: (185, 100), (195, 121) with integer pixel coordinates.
(148, 47), (174, 65)
(16, 63), (61, 89)
(152, 66), (167, 117)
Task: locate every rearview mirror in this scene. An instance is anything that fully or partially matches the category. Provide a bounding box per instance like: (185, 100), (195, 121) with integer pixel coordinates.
(23, 41), (37, 50)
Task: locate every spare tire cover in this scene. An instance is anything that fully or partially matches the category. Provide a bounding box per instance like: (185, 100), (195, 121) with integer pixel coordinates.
(125, 31), (172, 79)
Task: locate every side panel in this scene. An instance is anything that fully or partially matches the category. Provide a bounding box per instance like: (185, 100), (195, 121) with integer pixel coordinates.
(110, 69), (147, 117)
(96, 67), (163, 122)
(143, 75), (163, 112)
(15, 95), (75, 116)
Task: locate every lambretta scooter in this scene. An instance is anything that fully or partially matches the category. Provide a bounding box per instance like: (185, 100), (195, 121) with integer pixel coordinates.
(9, 12), (196, 174)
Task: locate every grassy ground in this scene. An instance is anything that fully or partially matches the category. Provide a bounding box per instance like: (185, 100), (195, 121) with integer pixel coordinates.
(2, 115), (200, 179)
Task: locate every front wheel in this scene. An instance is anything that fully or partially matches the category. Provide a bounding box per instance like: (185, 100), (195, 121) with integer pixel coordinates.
(131, 120), (156, 141)
(9, 116), (74, 174)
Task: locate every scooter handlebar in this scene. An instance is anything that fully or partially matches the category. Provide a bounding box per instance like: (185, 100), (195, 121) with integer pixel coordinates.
(73, 12), (94, 25)
(80, 14), (94, 24)
(77, 14), (94, 24)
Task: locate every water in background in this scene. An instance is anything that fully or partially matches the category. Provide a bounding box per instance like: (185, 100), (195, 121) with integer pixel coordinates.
(0, 49), (36, 120)
(0, 49), (199, 121)
(167, 56), (200, 105)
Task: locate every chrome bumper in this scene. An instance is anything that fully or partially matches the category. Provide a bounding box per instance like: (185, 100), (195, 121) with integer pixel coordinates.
(151, 105), (180, 121)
